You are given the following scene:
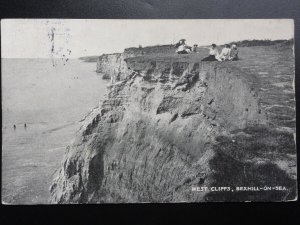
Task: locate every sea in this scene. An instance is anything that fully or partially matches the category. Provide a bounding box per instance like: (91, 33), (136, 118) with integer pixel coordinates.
(1, 58), (108, 204)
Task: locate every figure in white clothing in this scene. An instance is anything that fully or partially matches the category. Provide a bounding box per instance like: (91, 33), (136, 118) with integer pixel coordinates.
(202, 44), (221, 61)
(175, 39), (192, 54)
(219, 44), (231, 61)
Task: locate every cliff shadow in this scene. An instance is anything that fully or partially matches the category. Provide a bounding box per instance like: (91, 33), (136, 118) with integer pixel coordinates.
(204, 125), (297, 202)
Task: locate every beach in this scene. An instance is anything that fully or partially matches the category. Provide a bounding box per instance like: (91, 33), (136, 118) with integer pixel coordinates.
(2, 58), (108, 204)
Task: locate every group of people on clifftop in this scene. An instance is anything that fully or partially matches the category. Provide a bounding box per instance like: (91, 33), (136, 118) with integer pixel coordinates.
(175, 39), (239, 61)
(201, 43), (238, 61)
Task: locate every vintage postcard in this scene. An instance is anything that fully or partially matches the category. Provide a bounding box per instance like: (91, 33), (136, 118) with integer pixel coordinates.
(1, 19), (296, 204)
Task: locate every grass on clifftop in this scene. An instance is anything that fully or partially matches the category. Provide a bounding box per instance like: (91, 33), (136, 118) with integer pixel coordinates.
(204, 125), (296, 202)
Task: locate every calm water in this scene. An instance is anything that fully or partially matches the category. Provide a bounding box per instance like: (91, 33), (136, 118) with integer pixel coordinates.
(2, 58), (108, 204)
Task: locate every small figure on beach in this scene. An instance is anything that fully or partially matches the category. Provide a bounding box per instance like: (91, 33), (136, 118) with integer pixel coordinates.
(24, 123), (27, 129)
(13, 124), (16, 130)
(201, 44), (221, 61)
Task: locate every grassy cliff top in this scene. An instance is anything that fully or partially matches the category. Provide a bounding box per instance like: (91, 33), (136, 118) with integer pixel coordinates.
(126, 42), (295, 132)
(126, 40), (293, 63)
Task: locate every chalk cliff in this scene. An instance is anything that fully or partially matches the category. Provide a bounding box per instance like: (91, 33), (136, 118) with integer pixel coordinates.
(50, 44), (296, 203)
(96, 45), (174, 80)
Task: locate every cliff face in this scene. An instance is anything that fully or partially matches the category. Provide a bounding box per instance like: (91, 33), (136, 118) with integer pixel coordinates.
(50, 45), (296, 203)
(96, 53), (128, 81)
(96, 45), (175, 81)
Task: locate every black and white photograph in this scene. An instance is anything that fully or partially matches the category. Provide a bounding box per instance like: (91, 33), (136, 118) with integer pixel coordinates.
(1, 19), (296, 204)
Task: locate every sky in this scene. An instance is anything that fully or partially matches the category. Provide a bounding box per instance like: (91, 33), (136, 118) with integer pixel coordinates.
(1, 19), (294, 58)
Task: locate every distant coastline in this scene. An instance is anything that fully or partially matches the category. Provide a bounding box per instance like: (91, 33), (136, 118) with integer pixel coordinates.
(78, 56), (99, 62)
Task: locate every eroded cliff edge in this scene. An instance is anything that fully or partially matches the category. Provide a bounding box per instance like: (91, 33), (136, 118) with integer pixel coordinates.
(50, 44), (296, 203)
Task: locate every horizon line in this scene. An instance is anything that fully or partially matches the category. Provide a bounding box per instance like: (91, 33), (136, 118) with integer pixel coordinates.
(1, 38), (293, 59)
